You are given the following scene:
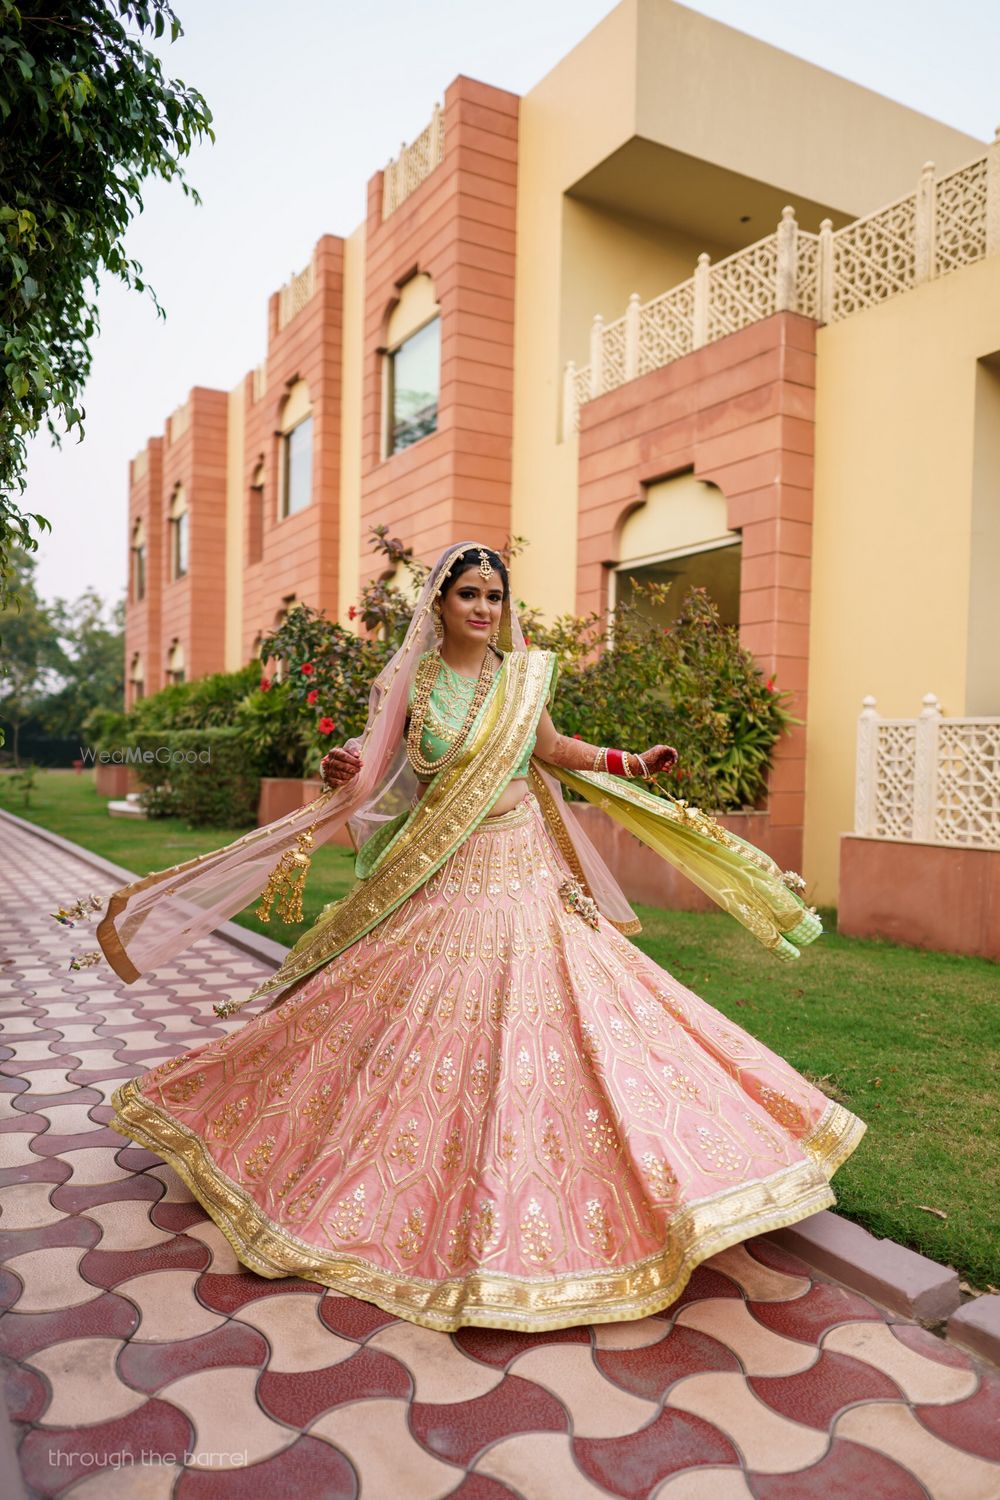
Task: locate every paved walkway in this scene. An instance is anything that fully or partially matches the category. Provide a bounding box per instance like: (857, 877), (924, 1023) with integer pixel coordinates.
(2, 814), (999, 1499)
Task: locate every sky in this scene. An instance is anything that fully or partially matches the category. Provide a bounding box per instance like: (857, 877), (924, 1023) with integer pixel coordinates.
(19, 0), (1000, 616)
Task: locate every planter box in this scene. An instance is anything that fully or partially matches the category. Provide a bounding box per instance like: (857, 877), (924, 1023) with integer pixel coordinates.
(257, 777), (352, 848)
(839, 835), (1000, 961)
(94, 763), (129, 798)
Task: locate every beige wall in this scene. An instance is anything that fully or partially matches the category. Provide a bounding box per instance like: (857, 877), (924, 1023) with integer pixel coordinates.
(559, 198), (730, 370)
(224, 380), (245, 671)
(968, 354), (1000, 715)
(337, 222), (365, 628)
(634, 0), (981, 215)
(510, 0), (984, 621)
(805, 253), (1000, 904)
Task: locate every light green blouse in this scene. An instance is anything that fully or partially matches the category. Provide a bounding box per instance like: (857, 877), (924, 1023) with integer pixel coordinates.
(406, 651), (556, 782)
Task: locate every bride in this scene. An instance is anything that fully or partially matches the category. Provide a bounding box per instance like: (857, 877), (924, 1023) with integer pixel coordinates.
(103, 540), (866, 1332)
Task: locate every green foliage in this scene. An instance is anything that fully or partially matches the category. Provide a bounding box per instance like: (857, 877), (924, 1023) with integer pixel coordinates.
(525, 580), (798, 812)
(232, 678), (315, 780)
(0, 755), (36, 804)
(0, 0), (214, 619)
(130, 727), (261, 827)
(0, 547), (67, 763)
(80, 704), (129, 754)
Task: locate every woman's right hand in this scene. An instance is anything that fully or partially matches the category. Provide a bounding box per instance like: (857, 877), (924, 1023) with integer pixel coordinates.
(320, 746), (362, 789)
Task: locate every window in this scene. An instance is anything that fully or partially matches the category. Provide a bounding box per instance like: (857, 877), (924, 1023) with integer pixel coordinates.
(128, 652), (144, 706)
(130, 520), (146, 602)
(281, 416), (312, 517)
(169, 487), (188, 579)
(248, 459), (265, 564)
(387, 316), (440, 454)
(166, 640), (185, 686)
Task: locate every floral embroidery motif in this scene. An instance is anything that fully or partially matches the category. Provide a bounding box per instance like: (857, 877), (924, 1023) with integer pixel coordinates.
(211, 1095), (250, 1141)
(447, 1200), (499, 1267)
(372, 1041), (396, 1079)
(640, 1151), (679, 1198)
(397, 1205), (426, 1259)
(696, 1125), (746, 1173)
(303, 1081), (335, 1125)
(441, 1126), (463, 1171)
(584, 1199), (615, 1255)
(515, 1046), (535, 1088)
(759, 1085), (808, 1130)
(661, 1063), (702, 1101)
(300, 1002), (331, 1035)
(540, 1117), (565, 1165)
(545, 1046), (567, 1087)
(434, 1053), (457, 1093)
(470, 1056), (490, 1100)
(583, 1107), (619, 1157)
(519, 1198), (553, 1265)
(329, 1184), (366, 1240)
(324, 1020), (353, 1057)
(390, 1117), (421, 1167)
(400, 1048), (422, 1085)
(286, 1176), (325, 1219)
(497, 1123), (519, 1162)
(164, 1071), (205, 1104)
(243, 1136), (276, 1179)
(267, 1063), (297, 1099)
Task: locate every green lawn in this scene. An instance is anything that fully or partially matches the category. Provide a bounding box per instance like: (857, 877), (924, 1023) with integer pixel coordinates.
(4, 769), (999, 1293)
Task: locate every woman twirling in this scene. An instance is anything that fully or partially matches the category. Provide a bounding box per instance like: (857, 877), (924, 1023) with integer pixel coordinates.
(102, 541), (866, 1332)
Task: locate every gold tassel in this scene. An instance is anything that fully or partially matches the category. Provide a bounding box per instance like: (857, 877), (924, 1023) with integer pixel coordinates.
(256, 827), (316, 925)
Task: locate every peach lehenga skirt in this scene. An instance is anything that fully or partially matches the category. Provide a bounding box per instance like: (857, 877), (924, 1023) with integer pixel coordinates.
(109, 790), (866, 1332)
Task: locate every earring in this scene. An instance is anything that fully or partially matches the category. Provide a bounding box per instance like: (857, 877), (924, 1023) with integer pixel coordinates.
(488, 627), (500, 649)
(433, 607), (444, 642)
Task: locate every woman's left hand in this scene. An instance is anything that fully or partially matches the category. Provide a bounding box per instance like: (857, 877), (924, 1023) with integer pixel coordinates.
(634, 744), (679, 777)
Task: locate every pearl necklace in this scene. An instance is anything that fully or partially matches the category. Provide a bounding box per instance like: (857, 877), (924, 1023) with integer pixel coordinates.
(406, 647), (499, 778)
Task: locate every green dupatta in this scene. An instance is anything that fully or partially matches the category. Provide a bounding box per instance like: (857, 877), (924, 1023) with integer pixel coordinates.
(218, 647), (557, 1016)
(538, 763), (822, 962)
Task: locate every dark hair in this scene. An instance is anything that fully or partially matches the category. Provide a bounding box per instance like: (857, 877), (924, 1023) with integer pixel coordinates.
(438, 547), (509, 601)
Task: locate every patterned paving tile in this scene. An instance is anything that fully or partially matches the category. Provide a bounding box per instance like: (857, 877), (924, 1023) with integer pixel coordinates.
(3, 811), (1000, 1498)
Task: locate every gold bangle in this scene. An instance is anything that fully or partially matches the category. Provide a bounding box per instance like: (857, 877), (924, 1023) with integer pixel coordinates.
(622, 752), (634, 778)
(592, 745), (606, 773)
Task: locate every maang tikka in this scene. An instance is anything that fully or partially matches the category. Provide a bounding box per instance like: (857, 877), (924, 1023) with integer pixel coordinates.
(478, 548), (494, 580)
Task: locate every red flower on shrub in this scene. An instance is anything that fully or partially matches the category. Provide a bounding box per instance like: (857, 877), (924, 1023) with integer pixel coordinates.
(306, 688), (319, 706)
(260, 677), (271, 692)
(766, 676), (775, 692)
(318, 717), (337, 735)
(572, 733), (582, 739)
(525, 633), (532, 645)
(347, 605), (357, 620)
(300, 662), (315, 676)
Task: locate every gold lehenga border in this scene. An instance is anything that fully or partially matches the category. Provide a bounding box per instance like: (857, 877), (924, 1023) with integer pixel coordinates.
(108, 1078), (867, 1334)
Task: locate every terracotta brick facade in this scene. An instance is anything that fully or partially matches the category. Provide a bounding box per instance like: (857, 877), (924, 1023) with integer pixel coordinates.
(125, 438), (163, 705)
(575, 311), (817, 871)
(359, 75), (519, 586)
(158, 388), (228, 684)
(241, 235), (344, 659)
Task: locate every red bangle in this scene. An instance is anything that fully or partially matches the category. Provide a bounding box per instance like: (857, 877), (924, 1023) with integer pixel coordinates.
(606, 748), (625, 776)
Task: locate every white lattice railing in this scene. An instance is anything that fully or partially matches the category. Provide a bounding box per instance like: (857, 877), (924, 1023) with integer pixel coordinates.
(277, 258), (316, 332)
(382, 101), (445, 218)
(563, 132), (1000, 436)
(854, 694), (1000, 850)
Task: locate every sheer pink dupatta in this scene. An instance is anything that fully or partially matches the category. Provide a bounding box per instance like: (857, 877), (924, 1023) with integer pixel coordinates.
(95, 541), (639, 984)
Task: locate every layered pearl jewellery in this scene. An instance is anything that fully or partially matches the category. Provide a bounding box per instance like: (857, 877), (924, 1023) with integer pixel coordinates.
(406, 642), (499, 778)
